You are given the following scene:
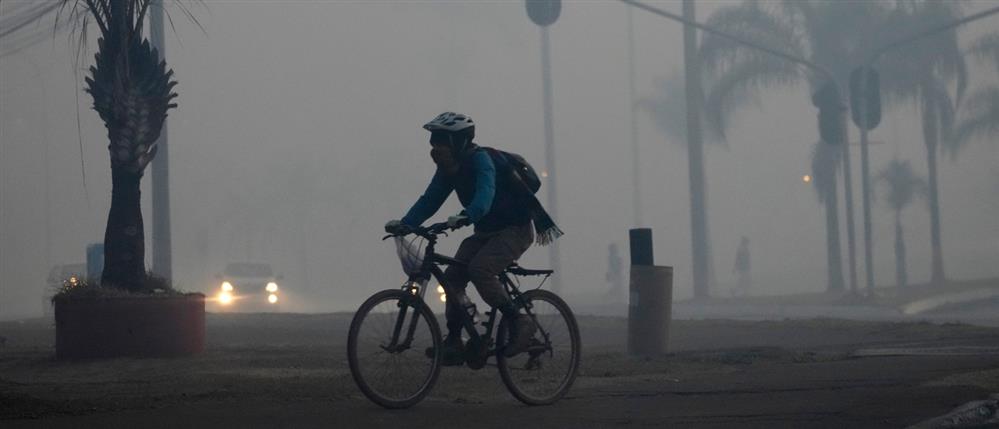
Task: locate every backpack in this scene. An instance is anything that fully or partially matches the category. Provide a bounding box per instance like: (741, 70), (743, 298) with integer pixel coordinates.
(482, 147), (541, 194)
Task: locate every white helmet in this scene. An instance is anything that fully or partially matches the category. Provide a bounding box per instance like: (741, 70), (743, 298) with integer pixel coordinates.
(423, 112), (475, 133)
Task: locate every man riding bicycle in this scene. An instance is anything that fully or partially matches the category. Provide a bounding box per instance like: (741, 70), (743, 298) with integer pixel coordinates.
(385, 112), (561, 366)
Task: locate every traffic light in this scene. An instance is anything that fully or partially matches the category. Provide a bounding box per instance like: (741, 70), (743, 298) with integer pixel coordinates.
(812, 82), (846, 145)
(849, 66), (882, 131)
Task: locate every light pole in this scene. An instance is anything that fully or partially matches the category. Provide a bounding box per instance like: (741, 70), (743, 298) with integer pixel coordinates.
(681, 0), (712, 299)
(627, 7), (642, 227)
(149, 0), (172, 280)
(526, 0), (562, 293)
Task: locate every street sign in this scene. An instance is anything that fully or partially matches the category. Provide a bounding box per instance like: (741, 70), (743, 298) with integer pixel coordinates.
(849, 66), (882, 130)
(526, 0), (561, 27)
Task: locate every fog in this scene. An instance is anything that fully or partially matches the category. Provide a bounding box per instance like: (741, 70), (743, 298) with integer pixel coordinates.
(2, 1), (998, 319)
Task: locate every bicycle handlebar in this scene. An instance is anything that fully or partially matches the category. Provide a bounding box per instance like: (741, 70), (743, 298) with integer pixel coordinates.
(382, 221), (462, 241)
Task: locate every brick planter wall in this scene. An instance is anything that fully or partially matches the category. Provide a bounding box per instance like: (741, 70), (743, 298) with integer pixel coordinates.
(55, 294), (205, 359)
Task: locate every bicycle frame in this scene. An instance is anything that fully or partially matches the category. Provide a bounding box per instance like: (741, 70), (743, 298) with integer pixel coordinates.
(391, 233), (548, 357)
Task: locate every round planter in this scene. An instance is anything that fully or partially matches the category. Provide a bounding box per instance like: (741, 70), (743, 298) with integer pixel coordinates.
(55, 294), (205, 359)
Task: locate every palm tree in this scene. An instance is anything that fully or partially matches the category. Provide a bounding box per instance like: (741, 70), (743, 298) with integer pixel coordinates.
(877, 159), (926, 289)
(954, 33), (999, 148)
(4, 1), (179, 291)
(879, 1), (968, 287)
(638, 72), (722, 297)
(810, 142), (844, 292)
(699, 0), (892, 293)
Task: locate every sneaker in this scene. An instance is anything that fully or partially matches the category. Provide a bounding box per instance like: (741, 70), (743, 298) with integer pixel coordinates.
(425, 334), (465, 366)
(504, 315), (537, 357)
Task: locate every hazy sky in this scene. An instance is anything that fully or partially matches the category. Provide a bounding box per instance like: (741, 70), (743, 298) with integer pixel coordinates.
(2, 1), (998, 319)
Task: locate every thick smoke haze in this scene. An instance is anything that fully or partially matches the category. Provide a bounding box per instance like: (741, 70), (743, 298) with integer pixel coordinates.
(2, 1), (998, 319)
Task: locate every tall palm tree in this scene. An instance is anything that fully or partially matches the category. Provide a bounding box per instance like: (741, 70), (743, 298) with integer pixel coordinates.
(810, 142), (845, 292)
(4, 1), (179, 291)
(879, 1), (968, 287)
(700, 0), (891, 293)
(954, 33), (999, 148)
(877, 159), (926, 289)
(638, 72), (722, 297)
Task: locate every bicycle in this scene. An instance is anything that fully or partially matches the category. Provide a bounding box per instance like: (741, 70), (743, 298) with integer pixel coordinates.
(347, 221), (581, 409)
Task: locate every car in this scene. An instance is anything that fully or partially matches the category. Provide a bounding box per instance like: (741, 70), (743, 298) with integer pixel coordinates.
(212, 262), (283, 311)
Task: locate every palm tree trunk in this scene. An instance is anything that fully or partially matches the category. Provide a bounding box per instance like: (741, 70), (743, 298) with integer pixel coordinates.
(101, 167), (147, 291)
(922, 96), (946, 287)
(683, 0), (713, 299)
(840, 125), (858, 294)
(894, 210), (907, 289)
(825, 172), (845, 292)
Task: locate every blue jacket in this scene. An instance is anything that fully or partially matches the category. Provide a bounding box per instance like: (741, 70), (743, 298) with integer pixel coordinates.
(402, 146), (531, 232)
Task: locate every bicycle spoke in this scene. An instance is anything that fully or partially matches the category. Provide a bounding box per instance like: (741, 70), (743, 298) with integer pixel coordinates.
(499, 290), (579, 405)
(350, 294), (440, 406)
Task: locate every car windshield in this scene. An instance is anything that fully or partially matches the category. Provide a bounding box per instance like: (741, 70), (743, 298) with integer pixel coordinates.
(224, 263), (272, 278)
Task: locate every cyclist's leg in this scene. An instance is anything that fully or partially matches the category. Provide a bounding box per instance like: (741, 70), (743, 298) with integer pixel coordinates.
(466, 223), (533, 315)
(443, 234), (489, 336)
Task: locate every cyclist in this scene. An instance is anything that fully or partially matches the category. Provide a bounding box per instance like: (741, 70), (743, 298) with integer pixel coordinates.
(385, 112), (560, 365)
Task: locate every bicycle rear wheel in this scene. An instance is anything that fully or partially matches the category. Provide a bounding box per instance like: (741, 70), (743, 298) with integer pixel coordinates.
(497, 289), (581, 406)
(347, 289), (442, 409)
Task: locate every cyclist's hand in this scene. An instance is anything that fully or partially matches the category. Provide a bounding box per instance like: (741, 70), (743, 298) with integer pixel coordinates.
(446, 214), (470, 229)
(384, 220), (410, 234)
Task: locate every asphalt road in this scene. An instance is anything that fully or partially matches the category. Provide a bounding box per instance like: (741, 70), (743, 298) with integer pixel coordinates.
(3, 314), (999, 428)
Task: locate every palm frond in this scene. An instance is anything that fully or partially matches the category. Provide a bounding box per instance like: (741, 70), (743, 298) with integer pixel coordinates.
(637, 72), (723, 148)
(968, 33), (999, 74)
(0, 0), (205, 60)
(954, 87), (999, 151)
(879, 0), (967, 107)
(700, 1), (805, 77)
(877, 158), (926, 212)
(703, 56), (800, 141)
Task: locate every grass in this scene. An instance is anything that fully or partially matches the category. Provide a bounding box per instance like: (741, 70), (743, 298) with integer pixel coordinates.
(51, 272), (195, 301)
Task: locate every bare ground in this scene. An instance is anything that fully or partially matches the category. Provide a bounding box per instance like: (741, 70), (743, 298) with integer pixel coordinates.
(2, 313), (999, 427)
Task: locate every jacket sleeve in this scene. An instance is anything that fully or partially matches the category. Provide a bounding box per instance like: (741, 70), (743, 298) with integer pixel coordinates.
(464, 150), (496, 223)
(401, 170), (453, 227)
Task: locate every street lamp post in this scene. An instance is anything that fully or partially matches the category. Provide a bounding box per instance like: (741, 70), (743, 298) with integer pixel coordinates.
(526, 0), (562, 294)
(627, 7), (642, 228)
(681, 0), (712, 299)
(150, 0), (172, 280)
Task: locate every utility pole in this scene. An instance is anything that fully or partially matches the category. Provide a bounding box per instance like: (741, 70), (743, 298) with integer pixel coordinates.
(681, 0), (711, 299)
(150, 0), (172, 280)
(526, 0), (562, 293)
(627, 7), (642, 227)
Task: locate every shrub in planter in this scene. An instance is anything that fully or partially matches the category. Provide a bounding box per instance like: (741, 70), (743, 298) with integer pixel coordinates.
(53, 275), (205, 359)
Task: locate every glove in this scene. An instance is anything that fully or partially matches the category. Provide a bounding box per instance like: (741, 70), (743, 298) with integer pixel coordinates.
(447, 214), (470, 228)
(385, 219), (405, 234)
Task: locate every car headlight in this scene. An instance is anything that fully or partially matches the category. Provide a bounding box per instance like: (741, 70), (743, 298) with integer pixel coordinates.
(268, 294), (278, 304)
(219, 291), (233, 305)
(266, 282), (279, 293)
(221, 281), (234, 292)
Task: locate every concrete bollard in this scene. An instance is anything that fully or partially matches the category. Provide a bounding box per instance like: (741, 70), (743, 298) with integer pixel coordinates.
(628, 228), (673, 356)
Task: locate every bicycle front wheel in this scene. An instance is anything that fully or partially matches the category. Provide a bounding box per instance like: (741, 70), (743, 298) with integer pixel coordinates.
(347, 289), (442, 409)
(497, 289), (581, 406)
